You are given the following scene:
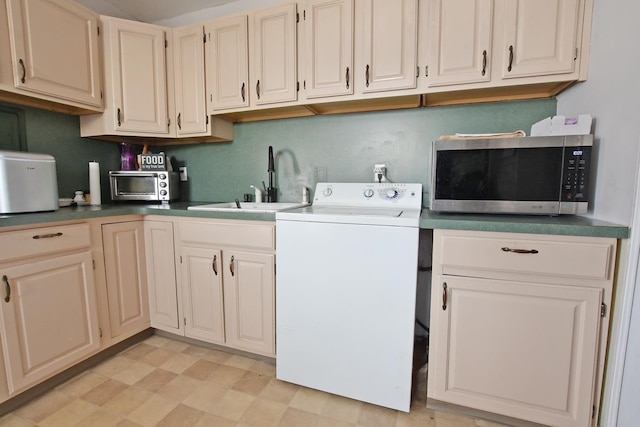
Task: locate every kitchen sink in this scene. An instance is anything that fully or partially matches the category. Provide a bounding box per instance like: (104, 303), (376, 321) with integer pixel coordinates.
(187, 202), (310, 213)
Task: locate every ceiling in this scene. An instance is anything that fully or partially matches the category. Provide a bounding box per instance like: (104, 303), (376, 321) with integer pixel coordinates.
(76, 0), (239, 23)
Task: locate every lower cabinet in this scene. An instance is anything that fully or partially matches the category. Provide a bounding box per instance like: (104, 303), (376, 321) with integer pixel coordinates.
(427, 229), (616, 427)
(146, 217), (276, 357)
(101, 221), (150, 341)
(0, 223), (101, 396)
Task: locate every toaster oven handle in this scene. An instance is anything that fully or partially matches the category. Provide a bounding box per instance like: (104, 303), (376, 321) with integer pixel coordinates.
(32, 232), (63, 240)
(2, 275), (9, 303)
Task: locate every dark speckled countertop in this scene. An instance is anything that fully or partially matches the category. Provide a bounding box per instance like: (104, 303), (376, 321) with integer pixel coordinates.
(0, 203), (629, 239)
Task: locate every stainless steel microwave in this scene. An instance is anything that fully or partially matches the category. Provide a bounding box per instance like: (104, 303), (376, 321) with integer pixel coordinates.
(109, 171), (179, 202)
(430, 135), (593, 215)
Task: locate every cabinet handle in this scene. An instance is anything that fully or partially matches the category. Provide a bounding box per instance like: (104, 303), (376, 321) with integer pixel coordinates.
(442, 282), (447, 311)
(117, 108), (121, 127)
(345, 67), (350, 89)
(256, 80), (261, 100)
(212, 254), (218, 275)
(2, 275), (10, 303)
(32, 232), (63, 240)
(365, 64), (370, 87)
(230, 255), (235, 276)
(507, 45), (514, 72)
(177, 113), (182, 130)
(241, 82), (246, 102)
(18, 59), (26, 83)
(501, 247), (539, 254)
(481, 50), (487, 76)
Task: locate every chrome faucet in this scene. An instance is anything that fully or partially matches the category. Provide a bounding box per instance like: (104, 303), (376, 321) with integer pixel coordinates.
(266, 146), (277, 202)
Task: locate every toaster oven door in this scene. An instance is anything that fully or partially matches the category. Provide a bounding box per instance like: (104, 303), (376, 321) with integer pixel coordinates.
(110, 173), (159, 201)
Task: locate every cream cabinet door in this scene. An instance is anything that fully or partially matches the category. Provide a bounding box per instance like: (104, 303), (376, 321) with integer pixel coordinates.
(223, 251), (275, 356)
(105, 17), (169, 134)
(173, 24), (208, 136)
(358, 0), (418, 93)
(102, 221), (149, 340)
(251, 3), (298, 105)
(427, 0), (493, 87)
(303, 0), (354, 98)
(144, 220), (180, 333)
(180, 246), (225, 344)
(0, 251), (100, 395)
(429, 274), (602, 427)
(6, 0), (102, 108)
(497, 0), (580, 79)
(206, 15), (250, 111)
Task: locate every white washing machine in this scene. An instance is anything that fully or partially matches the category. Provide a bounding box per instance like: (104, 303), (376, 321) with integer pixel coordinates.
(275, 182), (422, 412)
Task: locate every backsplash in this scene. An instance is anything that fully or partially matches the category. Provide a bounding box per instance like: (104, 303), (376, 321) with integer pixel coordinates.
(2, 99), (555, 205)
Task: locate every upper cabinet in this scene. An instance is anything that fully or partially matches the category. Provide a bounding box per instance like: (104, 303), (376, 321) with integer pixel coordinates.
(80, 16), (233, 143)
(496, 0), (581, 79)
(251, 3), (298, 106)
(205, 15), (249, 111)
(427, 0), (493, 87)
(356, 0), (419, 93)
(425, 0), (589, 101)
(303, 0), (354, 99)
(172, 24), (208, 137)
(0, 0), (103, 113)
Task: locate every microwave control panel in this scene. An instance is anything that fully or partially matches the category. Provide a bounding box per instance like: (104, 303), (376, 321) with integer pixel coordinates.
(561, 146), (591, 202)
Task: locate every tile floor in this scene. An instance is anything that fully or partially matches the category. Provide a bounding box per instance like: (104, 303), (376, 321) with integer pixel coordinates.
(0, 334), (509, 427)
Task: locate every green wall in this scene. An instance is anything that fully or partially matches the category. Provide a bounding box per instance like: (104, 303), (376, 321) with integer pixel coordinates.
(2, 98), (556, 205)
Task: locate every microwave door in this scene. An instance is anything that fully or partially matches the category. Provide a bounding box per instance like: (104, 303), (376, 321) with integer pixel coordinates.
(432, 146), (564, 215)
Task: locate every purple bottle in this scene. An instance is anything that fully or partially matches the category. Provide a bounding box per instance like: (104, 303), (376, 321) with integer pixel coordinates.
(119, 143), (137, 171)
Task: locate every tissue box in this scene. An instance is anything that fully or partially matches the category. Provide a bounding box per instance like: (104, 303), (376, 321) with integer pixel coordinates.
(531, 114), (592, 136)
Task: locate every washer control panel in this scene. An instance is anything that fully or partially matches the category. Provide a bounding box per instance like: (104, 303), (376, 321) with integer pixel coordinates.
(314, 183), (422, 209)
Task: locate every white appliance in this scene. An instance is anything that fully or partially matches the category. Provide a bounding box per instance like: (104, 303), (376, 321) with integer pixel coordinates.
(0, 150), (58, 214)
(275, 182), (422, 412)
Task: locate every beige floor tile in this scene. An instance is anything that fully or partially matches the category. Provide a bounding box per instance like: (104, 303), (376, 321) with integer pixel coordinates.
(208, 389), (256, 421)
(317, 416), (356, 427)
(0, 414), (36, 427)
(102, 387), (153, 416)
(73, 407), (122, 427)
(81, 379), (128, 406)
(206, 364), (247, 387)
(248, 359), (276, 376)
(142, 335), (171, 348)
(200, 348), (232, 364)
(396, 408), (437, 427)
(14, 389), (74, 423)
(321, 394), (362, 424)
(119, 343), (157, 361)
(56, 371), (108, 398)
(160, 339), (190, 353)
(258, 378), (300, 404)
(160, 353), (199, 374)
(38, 399), (98, 427)
(357, 402), (399, 427)
(474, 419), (509, 427)
(139, 348), (177, 367)
(182, 382), (229, 412)
(182, 359), (220, 380)
(279, 407), (318, 427)
(434, 410), (476, 427)
(240, 397), (288, 427)
(110, 362), (156, 386)
(289, 387), (330, 415)
(224, 354), (257, 370)
(125, 394), (177, 427)
(133, 368), (178, 392)
(91, 357), (135, 378)
(156, 374), (203, 403)
(114, 419), (145, 427)
(193, 413), (237, 427)
(180, 345), (211, 359)
(154, 404), (206, 427)
(232, 371), (271, 395)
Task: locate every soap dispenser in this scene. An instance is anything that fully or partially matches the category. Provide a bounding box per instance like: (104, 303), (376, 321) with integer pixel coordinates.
(250, 185), (263, 203)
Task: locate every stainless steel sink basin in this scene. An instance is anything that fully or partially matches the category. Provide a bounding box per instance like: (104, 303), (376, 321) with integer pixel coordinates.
(187, 202), (310, 213)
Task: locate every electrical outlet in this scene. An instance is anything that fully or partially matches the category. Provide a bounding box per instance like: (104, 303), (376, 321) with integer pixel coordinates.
(374, 163), (387, 182)
(179, 166), (188, 181)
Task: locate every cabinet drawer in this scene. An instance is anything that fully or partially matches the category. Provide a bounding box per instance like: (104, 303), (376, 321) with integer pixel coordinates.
(0, 223), (91, 262)
(179, 220), (275, 250)
(436, 231), (615, 281)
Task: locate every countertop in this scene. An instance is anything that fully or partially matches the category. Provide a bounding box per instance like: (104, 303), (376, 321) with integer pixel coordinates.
(0, 203), (630, 239)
